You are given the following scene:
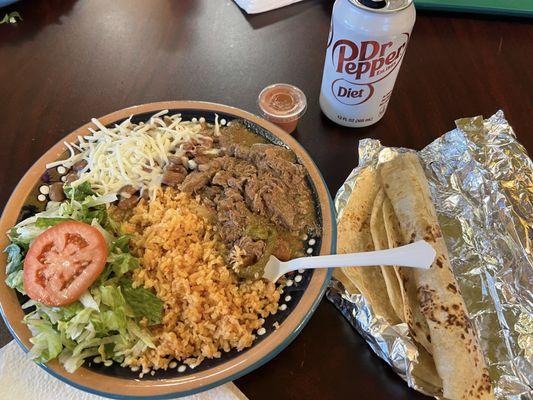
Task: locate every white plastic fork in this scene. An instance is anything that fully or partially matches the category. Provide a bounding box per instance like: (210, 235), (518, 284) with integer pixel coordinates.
(262, 240), (436, 283)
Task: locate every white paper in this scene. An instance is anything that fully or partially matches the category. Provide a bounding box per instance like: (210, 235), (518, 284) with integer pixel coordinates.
(0, 341), (246, 400)
(233, 0), (305, 14)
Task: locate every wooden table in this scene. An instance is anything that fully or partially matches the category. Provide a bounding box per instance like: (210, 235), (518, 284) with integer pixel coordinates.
(0, 1), (531, 399)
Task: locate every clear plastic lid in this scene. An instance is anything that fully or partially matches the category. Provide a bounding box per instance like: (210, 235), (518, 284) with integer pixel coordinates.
(257, 83), (307, 123)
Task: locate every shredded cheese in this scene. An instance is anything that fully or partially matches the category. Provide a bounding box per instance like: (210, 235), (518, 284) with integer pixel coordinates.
(46, 111), (220, 199)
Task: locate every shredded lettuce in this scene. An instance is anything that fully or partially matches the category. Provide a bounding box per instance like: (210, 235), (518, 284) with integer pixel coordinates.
(5, 270), (24, 293)
(24, 277), (157, 372)
(100, 285), (127, 309)
(35, 217), (73, 228)
(107, 253), (139, 278)
(63, 182), (95, 201)
(8, 183), (120, 252)
(35, 302), (83, 325)
(25, 316), (63, 363)
(4, 190), (162, 373)
(120, 278), (163, 325)
(4, 243), (22, 275)
(79, 291), (99, 311)
(59, 348), (100, 373)
(111, 234), (132, 253)
(8, 224), (46, 248)
(4, 243), (25, 293)
(91, 219), (114, 247)
(7, 228), (30, 251)
(93, 236), (139, 285)
(84, 193), (118, 208)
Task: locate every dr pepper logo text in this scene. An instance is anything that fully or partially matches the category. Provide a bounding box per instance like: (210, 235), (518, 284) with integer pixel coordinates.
(330, 34), (409, 105)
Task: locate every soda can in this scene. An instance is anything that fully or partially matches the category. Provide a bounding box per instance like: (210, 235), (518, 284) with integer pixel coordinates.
(319, 0), (416, 127)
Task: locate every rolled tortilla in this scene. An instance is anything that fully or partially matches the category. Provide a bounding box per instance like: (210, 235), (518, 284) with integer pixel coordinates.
(379, 152), (493, 400)
(382, 195), (433, 355)
(332, 268), (360, 294)
(370, 189), (405, 322)
(337, 167), (400, 325)
(382, 194), (442, 391)
(412, 345), (444, 394)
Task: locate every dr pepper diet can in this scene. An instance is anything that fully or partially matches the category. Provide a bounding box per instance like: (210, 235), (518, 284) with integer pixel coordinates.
(319, 0), (415, 127)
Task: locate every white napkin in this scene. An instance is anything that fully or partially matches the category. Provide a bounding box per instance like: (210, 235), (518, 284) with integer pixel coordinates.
(233, 0), (305, 14)
(0, 341), (247, 400)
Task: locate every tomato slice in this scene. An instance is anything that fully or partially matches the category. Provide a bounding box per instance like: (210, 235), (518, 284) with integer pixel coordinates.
(23, 221), (107, 306)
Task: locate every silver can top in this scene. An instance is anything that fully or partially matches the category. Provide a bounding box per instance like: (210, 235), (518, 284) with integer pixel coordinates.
(348, 0), (413, 13)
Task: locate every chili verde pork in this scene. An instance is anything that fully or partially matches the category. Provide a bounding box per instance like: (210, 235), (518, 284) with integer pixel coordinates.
(112, 120), (318, 279)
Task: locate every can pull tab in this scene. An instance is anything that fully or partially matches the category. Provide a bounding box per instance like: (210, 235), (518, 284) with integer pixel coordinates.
(358, 0), (387, 9)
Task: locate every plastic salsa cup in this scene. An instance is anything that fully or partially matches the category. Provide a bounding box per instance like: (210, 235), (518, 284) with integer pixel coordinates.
(258, 83), (307, 134)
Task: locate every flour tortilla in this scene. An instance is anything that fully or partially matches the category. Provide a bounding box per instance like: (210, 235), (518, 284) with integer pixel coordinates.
(412, 345), (444, 394)
(379, 152), (493, 400)
(332, 268), (360, 294)
(337, 167), (400, 325)
(370, 189), (404, 322)
(382, 195), (433, 355)
(382, 195), (442, 390)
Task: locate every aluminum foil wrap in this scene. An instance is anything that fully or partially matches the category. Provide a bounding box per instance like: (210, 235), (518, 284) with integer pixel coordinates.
(327, 111), (532, 399)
